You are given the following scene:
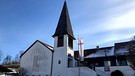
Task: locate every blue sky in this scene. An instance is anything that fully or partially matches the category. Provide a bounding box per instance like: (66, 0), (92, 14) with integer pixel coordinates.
(0, 0), (135, 60)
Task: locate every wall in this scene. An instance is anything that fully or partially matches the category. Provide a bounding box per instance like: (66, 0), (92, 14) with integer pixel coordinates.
(20, 42), (52, 76)
(67, 67), (97, 76)
(52, 35), (69, 76)
(95, 66), (135, 76)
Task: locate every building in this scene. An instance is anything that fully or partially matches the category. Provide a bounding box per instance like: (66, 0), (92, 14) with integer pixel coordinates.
(20, 1), (135, 76)
(74, 41), (135, 76)
(20, 1), (97, 76)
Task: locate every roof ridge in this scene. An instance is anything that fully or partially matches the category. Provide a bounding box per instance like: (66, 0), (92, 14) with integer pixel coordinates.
(20, 40), (54, 58)
(37, 40), (54, 51)
(84, 46), (114, 51)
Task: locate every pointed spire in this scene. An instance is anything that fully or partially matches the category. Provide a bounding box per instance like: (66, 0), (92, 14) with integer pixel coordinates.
(52, 1), (75, 39)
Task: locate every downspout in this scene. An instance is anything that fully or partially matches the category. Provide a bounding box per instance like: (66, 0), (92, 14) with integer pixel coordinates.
(50, 51), (54, 76)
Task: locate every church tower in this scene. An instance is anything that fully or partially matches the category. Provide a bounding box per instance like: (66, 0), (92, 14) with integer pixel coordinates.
(52, 1), (75, 76)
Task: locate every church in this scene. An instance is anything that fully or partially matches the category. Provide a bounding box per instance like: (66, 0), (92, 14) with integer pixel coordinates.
(20, 1), (97, 76)
(20, 1), (135, 76)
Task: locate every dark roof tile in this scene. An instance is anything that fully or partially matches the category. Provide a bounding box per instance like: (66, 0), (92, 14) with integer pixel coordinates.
(52, 1), (75, 39)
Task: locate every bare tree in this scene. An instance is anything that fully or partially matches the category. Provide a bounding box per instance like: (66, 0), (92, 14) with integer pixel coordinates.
(19, 50), (24, 57)
(13, 54), (20, 64)
(0, 50), (3, 62)
(18, 67), (27, 76)
(2, 55), (12, 65)
(127, 40), (135, 68)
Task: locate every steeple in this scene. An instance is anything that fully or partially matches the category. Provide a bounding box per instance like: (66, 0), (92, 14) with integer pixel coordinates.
(52, 1), (75, 39)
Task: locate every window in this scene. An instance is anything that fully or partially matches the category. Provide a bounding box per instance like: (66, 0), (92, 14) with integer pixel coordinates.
(58, 60), (61, 64)
(33, 56), (38, 68)
(68, 36), (73, 49)
(95, 63), (98, 66)
(104, 61), (111, 67)
(118, 60), (127, 66)
(68, 58), (73, 67)
(57, 36), (64, 47)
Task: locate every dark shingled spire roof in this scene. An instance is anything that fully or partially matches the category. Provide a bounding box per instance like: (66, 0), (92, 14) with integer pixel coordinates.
(52, 1), (75, 39)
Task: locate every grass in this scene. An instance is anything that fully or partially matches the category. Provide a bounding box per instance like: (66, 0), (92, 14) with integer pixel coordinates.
(3, 64), (20, 68)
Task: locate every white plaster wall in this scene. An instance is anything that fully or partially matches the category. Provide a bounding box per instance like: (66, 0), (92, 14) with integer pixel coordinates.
(52, 35), (68, 76)
(20, 42), (52, 76)
(52, 46), (67, 76)
(67, 67), (97, 76)
(95, 66), (135, 76)
(67, 47), (74, 56)
(52, 35), (76, 76)
(67, 35), (75, 67)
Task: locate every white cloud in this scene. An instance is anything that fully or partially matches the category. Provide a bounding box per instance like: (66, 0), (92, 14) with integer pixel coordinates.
(74, 0), (135, 47)
(76, 0), (135, 34)
(99, 32), (133, 44)
(104, 9), (135, 30)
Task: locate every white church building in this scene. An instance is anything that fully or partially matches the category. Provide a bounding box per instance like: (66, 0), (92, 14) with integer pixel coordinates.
(20, 1), (97, 76)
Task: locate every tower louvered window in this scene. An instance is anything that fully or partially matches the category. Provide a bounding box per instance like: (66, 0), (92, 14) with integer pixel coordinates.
(57, 36), (64, 47)
(68, 36), (73, 49)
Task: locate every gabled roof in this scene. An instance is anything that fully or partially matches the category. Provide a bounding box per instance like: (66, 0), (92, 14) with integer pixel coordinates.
(52, 1), (75, 39)
(38, 40), (53, 51)
(114, 41), (135, 55)
(20, 40), (53, 58)
(74, 46), (114, 58)
(85, 46), (114, 58)
(74, 41), (135, 59)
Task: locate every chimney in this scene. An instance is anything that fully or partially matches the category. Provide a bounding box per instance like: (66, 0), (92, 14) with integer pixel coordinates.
(133, 36), (135, 41)
(96, 46), (99, 50)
